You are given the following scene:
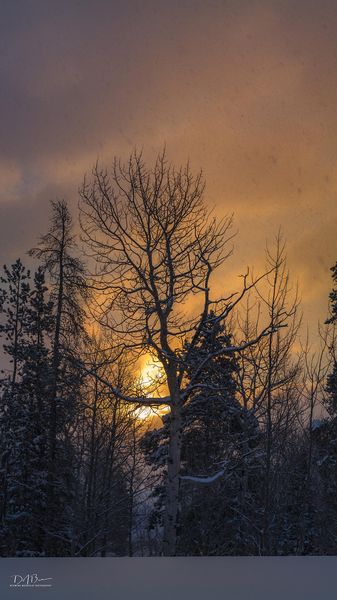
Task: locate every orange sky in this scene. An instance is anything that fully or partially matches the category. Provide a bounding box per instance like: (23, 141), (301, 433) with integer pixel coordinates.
(0, 0), (336, 339)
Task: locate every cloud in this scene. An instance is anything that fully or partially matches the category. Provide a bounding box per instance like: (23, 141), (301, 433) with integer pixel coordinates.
(0, 0), (337, 331)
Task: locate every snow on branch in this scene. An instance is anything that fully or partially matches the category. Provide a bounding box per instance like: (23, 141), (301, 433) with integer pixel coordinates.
(180, 449), (259, 484)
(180, 469), (225, 484)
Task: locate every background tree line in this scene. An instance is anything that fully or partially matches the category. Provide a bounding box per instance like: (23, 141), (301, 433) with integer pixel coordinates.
(0, 151), (337, 557)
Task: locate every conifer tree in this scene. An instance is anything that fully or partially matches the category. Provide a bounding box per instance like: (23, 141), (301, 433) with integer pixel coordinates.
(0, 260), (31, 553)
(0, 265), (55, 555)
(29, 200), (87, 555)
(142, 312), (262, 555)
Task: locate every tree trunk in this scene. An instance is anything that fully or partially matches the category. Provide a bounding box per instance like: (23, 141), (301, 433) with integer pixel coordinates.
(163, 382), (182, 556)
(45, 223), (65, 555)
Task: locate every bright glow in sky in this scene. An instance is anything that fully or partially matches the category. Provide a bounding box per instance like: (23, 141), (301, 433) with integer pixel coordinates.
(138, 356), (163, 391)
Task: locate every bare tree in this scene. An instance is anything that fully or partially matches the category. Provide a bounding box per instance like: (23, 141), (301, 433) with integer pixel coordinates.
(299, 327), (332, 477)
(79, 150), (278, 555)
(236, 235), (301, 552)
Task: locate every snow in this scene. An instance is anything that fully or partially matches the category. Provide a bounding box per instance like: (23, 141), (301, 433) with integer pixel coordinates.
(180, 469), (225, 484)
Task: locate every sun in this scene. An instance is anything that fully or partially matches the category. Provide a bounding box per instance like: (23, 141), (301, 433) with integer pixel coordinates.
(138, 356), (163, 389)
(135, 355), (169, 420)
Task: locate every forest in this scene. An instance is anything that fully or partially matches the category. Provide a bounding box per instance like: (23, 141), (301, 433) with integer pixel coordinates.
(0, 151), (337, 557)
